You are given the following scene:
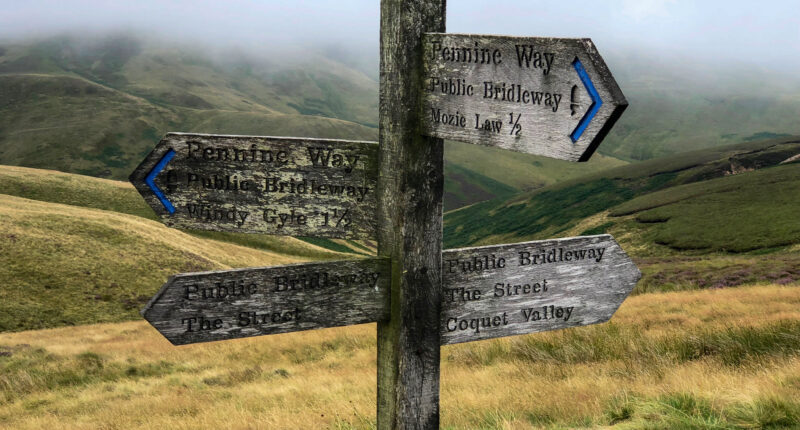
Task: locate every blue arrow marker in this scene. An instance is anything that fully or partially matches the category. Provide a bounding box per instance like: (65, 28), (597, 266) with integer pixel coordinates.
(145, 149), (176, 214)
(570, 58), (603, 143)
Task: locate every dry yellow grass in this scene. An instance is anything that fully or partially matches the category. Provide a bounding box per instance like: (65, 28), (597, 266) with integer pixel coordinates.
(0, 193), (308, 268)
(1, 284), (799, 429)
(0, 193), (346, 331)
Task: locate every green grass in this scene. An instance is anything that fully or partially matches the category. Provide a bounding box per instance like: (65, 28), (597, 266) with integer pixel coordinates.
(443, 162), (518, 210)
(604, 392), (800, 429)
(0, 36), (379, 182)
(0, 165), (155, 219)
(600, 51), (800, 162)
(620, 164), (800, 252)
(443, 137), (800, 250)
(4, 34), (800, 186)
(0, 345), (183, 405)
(444, 140), (627, 191)
(0, 192), (342, 332)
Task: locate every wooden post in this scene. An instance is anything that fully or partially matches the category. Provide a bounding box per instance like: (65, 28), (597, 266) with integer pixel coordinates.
(377, 1), (445, 429)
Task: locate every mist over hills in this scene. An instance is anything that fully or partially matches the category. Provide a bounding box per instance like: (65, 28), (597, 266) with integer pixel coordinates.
(1, 32), (799, 207)
(0, 34), (379, 180)
(602, 49), (800, 160)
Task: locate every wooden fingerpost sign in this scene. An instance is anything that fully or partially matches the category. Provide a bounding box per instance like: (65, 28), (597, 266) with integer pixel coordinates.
(441, 235), (640, 345)
(130, 133), (379, 239)
(131, 1), (637, 428)
(142, 258), (391, 345)
(422, 34), (627, 161)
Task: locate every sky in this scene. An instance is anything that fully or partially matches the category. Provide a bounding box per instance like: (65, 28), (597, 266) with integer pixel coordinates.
(1, 0), (798, 68)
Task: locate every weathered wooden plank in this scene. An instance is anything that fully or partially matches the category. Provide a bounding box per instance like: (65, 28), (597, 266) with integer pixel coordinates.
(421, 34), (627, 161)
(441, 234), (640, 345)
(142, 258), (390, 345)
(129, 133), (379, 239)
(377, 1), (446, 429)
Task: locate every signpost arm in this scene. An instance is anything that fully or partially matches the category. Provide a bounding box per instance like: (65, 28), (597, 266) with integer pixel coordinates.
(377, 1), (446, 429)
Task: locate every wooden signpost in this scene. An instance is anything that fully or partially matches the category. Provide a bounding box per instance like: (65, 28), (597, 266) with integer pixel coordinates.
(441, 235), (640, 345)
(422, 34), (627, 161)
(142, 258), (390, 345)
(131, 1), (635, 428)
(130, 133), (379, 239)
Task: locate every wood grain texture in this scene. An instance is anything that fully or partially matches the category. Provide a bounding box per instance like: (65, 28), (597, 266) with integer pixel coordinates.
(421, 34), (627, 161)
(441, 234), (640, 345)
(376, 1), (446, 429)
(130, 133), (379, 239)
(142, 258), (390, 345)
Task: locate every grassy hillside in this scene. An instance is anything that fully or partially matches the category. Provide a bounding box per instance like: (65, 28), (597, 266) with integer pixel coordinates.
(443, 141), (627, 209)
(0, 284), (798, 429)
(609, 164), (800, 252)
(0, 165), (370, 257)
(2, 136), (799, 331)
(601, 50), (800, 161)
(443, 137), (800, 296)
(0, 35), (379, 180)
(444, 136), (800, 250)
(0, 165), (381, 331)
(0, 193), (328, 331)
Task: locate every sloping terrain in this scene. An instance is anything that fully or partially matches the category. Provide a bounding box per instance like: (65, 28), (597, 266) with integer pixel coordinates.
(0, 165), (371, 331)
(2, 135), (799, 331)
(443, 141), (627, 209)
(0, 35), (379, 180)
(444, 136), (800, 250)
(601, 51), (800, 161)
(444, 137), (800, 294)
(0, 193), (320, 331)
(0, 164), (369, 257)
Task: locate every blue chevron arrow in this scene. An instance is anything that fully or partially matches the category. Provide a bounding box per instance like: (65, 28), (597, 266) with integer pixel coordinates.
(570, 58), (603, 143)
(145, 149), (176, 214)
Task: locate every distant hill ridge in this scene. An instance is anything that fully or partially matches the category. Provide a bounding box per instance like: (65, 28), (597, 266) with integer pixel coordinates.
(2, 34), (800, 209)
(0, 34), (379, 180)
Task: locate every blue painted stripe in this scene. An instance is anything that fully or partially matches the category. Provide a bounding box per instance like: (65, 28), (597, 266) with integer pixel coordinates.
(145, 149), (176, 214)
(570, 58), (603, 143)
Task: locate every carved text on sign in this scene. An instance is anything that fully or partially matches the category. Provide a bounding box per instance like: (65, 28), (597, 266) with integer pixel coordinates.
(440, 235), (640, 344)
(422, 34), (627, 161)
(130, 133), (379, 239)
(142, 258), (391, 345)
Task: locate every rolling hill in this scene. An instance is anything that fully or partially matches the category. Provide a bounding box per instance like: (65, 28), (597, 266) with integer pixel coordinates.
(0, 165), (374, 331)
(1, 32), (800, 430)
(0, 34), (629, 210)
(444, 136), (800, 294)
(4, 34), (800, 212)
(601, 50), (800, 161)
(2, 33), (800, 333)
(444, 136), (800, 249)
(443, 140), (627, 209)
(0, 34), (379, 181)
(2, 134), (799, 331)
